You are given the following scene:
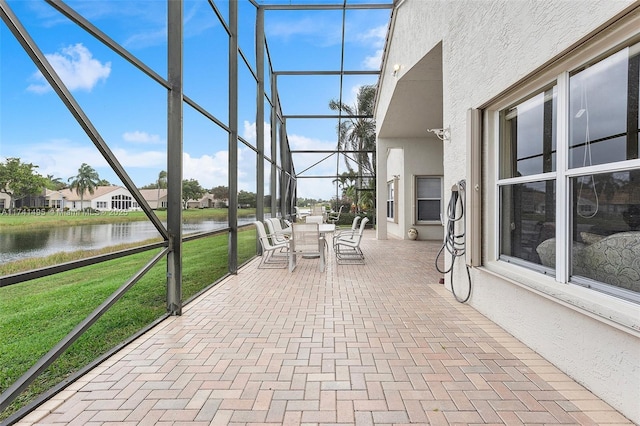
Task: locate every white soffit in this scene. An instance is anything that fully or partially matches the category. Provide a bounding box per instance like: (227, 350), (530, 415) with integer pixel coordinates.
(378, 43), (443, 139)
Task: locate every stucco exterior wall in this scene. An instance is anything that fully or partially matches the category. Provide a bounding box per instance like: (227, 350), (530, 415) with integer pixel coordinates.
(379, 137), (444, 240)
(376, 0), (639, 422)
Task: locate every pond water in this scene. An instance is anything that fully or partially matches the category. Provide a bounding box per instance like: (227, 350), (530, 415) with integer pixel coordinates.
(0, 217), (256, 263)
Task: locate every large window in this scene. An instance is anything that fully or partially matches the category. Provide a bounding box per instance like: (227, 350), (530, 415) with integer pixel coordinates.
(111, 194), (132, 210)
(498, 42), (640, 300)
(416, 176), (442, 223)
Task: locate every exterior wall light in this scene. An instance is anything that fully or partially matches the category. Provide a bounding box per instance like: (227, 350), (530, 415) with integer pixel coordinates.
(392, 64), (400, 77)
(427, 127), (450, 141)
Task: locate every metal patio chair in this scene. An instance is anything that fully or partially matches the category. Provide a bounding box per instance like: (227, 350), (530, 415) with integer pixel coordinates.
(332, 215), (361, 242)
(333, 217), (369, 264)
(254, 220), (289, 268)
(327, 205), (344, 225)
(265, 217), (289, 245)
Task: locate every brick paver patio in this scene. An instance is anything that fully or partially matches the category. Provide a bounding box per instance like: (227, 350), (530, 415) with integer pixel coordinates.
(19, 230), (633, 425)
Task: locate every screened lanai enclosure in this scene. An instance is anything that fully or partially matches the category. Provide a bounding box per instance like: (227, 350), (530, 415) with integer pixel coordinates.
(0, 0), (392, 419)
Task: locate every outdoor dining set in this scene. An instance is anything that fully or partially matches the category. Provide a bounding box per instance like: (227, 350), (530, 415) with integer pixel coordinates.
(253, 213), (369, 272)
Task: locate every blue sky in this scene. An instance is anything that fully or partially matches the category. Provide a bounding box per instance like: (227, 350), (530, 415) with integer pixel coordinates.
(0, 0), (390, 200)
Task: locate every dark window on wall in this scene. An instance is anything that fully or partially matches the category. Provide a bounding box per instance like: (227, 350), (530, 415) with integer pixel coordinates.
(416, 176), (442, 222)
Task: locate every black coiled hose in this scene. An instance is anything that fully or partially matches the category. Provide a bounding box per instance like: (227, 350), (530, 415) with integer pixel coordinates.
(435, 179), (472, 303)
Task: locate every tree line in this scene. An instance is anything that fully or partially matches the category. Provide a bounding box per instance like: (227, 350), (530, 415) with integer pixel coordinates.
(0, 159), (246, 210)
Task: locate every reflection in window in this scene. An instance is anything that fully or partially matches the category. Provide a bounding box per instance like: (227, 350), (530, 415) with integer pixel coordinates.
(497, 41), (640, 301)
(500, 87), (557, 179)
(571, 171), (640, 293)
(416, 177), (441, 222)
(569, 44), (640, 168)
(500, 181), (556, 265)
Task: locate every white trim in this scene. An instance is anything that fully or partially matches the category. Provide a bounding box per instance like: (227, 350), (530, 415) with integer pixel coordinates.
(497, 172), (556, 186)
(490, 112), (500, 262)
(565, 158), (640, 177)
(556, 71), (570, 284)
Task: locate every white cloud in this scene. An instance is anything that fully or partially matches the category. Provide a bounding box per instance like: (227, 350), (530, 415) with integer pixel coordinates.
(266, 17), (342, 47)
(359, 24), (387, 70)
(238, 123), (339, 199)
(182, 151), (229, 189)
(19, 140), (109, 181)
(242, 120), (271, 145)
(359, 24), (388, 49)
(16, 139), (166, 187)
(111, 148), (165, 168)
(288, 133), (335, 152)
(123, 28), (167, 50)
(27, 43), (111, 94)
(17, 135), (336, 199)
(122, 131), (162, 144)
(363, 49), (383, 70)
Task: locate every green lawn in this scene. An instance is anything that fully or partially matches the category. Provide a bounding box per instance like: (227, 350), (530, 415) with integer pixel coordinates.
(0, 227), (257, 420)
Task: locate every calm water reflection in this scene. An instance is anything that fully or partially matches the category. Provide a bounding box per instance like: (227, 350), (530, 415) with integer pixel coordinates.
(0, 218), (255, 263)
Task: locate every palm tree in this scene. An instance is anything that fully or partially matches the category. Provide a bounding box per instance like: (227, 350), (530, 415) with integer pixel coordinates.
(332, 171), (357, 210)
(332, 171), (356, 198)
(329, 85), (376, 209)
(45, 174), (66, 190)
(68, 163), (100, 211)
(329, 85), (376, 175)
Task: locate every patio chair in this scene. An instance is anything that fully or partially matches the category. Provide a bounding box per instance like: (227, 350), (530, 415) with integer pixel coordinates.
(327, 205), (344, 225)
(254, 221), (289, 268)
(333, 215), (361, 241)
(334, 217), (369, 264)
(289, 222), (326, 272)
(294, 206), (310, 221)
(265, 217), (289, 244)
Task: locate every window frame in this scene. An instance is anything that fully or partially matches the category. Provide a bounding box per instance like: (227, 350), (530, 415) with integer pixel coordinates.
(415, 175), (443, 224)
(490, 42), (640, 304)
(386, 179), (395, 221)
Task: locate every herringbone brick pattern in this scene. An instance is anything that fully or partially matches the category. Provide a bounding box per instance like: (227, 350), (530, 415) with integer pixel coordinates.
(20, 231), (633, 425)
